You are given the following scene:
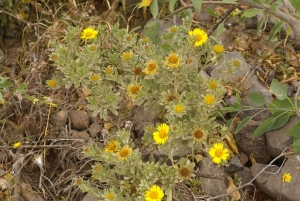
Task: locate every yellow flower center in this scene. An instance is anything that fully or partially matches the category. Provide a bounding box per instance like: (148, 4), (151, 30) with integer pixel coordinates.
(194, 34), (202, 42)
(159, 130), (167, 139)
(107, 193), (114, 200)
(126, 36), (132, 41)
(180, 167), (190, 178)
(149, 191), (158, 199)
(194, 130), (203, 139)
(147, 63), (156, 71)
(123, 52), (131, 60)
(85, 32), (93, 37)
(93, 165), (100, 171)
(215, 149), (223, 158)
(233, 60), (241, 67)
(130, 86), (140, 94)
(175, 104), (183, 113)
(205, 94), (215, 105)
(76, 178), (83, 185)
(105, 67), (113, 74)
(209, 81), (217, 90)
(170, 27), (177, 33)
(51, 54), (58, 60)
(48, 80), (57, 88)
(89, 45), (96, 51)
(169, 55), (178, 64)
(91, 74), (99, 82)
(119, 149), (129, 157)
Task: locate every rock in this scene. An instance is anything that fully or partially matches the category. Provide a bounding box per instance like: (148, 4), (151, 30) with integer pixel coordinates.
(70, 130), (90, 148)
(51, 110), (68, 128)
(235, 122), (271, 164)
(20, 182), (45, 201)
(197, 158), (229, 200)
(88, 123), (102, 138)
(236, 167), (255, 193)
(239, 152), (249, 166)
(244, 13), (264, 30)
(265, 116), (296, 158)
(225, 155), (243, 173)
(81, 194), (96, 201)
(291, 80), (300, 91)
(251, 155), (300, 201)
(68, 110), (90, 130)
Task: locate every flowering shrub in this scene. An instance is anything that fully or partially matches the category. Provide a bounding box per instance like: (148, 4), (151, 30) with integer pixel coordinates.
(50, 17), (237, 200)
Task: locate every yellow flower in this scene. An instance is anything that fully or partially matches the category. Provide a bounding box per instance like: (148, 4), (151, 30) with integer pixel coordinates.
(192, 128), (207, 143)
(188, 28), (208, 47)
(50, 54), (58, 60)
(209, 143), (230, 164)
(13, 141), (21, 148)
(126, 36), (132, 41)
(107, 193), (114, 200)
(75, 177), (83, 185)
(144, 60), (158, 75)
(132, 66), (143, 76)
(117, 145), (133, 160)
(209, 80), (218, 90)
(204, 94), (215, 105)
(22, 0), (31, 3)
(144, 185), (164, 201)
(81, 27), (98, 40)
(91, 74), (100, 82)
(127, 83), (142, 99)
(105, 67), (113, 75)
(18, 11), (26, 19)
(174, 104), (184, 113)
(282, 173), (292, 182)
(153, 123), (169, 145)
(142, 37), (149, 43)
(169, 26), (177, 33)
(89, 45), (96, 51)
(164, 53), (181, 68)
(104, 140), (119, 153)
(232, 59), (241, 67)
(93, 164), (101, 172)
(139, 0), (153, 8)
(122, 52), (131, 60)
(213, 44), (224, 53)
(47, 79), (57, 88)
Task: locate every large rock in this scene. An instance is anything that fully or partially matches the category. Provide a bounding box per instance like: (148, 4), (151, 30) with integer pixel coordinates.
(235, 122), (271, 164)
(68, 110), (90, 130)
(265, 116), (296, 158)
(197, 158), (229, 200)
(251, 155), (300, 201)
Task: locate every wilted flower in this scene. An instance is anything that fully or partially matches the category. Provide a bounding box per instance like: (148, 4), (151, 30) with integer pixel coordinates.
(127, 83), (142, 99)
(144, 60), (158, 75)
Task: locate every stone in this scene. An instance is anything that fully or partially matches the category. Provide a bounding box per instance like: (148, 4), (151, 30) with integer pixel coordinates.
(239, 152), (249, 166)
(251, 155), (300, 201)
(20, 182), (45, 201)
(235, 122), (271, 164)
(88, 122), (102, 138)
(51, 110), (68, 128)
(236, 167), (255, 193)
(266, 116), (296, 158)
(81, 194), (96, 201)
(197, 158), (229, 200)
(225, 155), (243, 173)
(68, 110), (90, 130)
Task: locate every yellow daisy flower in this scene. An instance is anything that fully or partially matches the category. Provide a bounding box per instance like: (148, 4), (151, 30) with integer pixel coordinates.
(204, 94), (215, 105)
(144, 60), (158, 75)
(142, 37), (149, 43)
(117, 145), (133, 160)
(188, 28), (208, 47)
(81, 28), (98, 40)
(153, 123), (169, 145)
(208, 143), (230, 164)
(144, 185), (164, 201)
(213, 44), (225, 53)
(13, 141), (21, 149)
(93, 164), (101, 172)
(192, 128), (207, 143)
(47, 79), (57, 88)
(127, 83), (142, 99)
(107, 193), (114, 200)
(164, 53), (181, 68)
(91, 74), (100, 82)
(105, 67), (113, 75)
(174, 104), (184, 113)
(18, 11), (26, 19)
(209, 80), (218, 90)
(169, 26), (177, 33)
(232, 59), (241, 67)
(50, 54), (58, 60)
(139, 0), (153, 8)
(122, 52), (131, 60)
(104, 140), (119, 153)
(89, 45), (96, 51)
(75, 177), (83, 185)
(282, 173), (292, 182)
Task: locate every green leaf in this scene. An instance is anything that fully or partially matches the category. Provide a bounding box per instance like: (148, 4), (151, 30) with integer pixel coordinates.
(270, 3), (277, 13)
(252, 117), (275, 137)
(268, 21), (283, 43)
(232, 102), (242, 110)
(180, 8), (193, 19)
(169, 0), (178, 13)
(257, 16), (266, 36)
(242, 8), (263, 18)
(293, 137), (300, 154)
(264, 0), (272, 4)
(220, 106), (239, 112)
(209, 36), (221, 44)
(236, 93), (241, 104)
(248, 92), (266, 106)
(150, 0), (159, 19)
(287, 122), (300, 137)
(143, 20), (160, 43)
(206, 8), (218, 16)
(268, 97), (296, 113)
(270, 79), (287, 100)
(234, 116), (254, 134)
(289, 0), (300, 11)
(252, 0), (263, 4)
(191, 0), (202, 12)
(268, 111), (290, 130)
(216, 22), (224, 35)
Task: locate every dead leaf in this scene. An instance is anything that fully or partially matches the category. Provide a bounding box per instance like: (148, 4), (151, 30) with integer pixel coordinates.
(104, 122), (114, 131)
(249, 153), (256, 164)
(226, 177), (241, 201)
(225, 132), (239, 155)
